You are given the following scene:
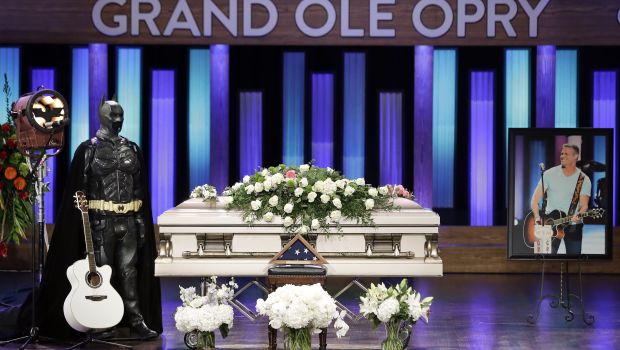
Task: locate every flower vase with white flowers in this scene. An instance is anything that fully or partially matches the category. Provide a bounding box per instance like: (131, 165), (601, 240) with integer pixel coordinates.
(256, 284), (349, 350)
(174, 277), (238, 350)
(359, 278), (433, 350)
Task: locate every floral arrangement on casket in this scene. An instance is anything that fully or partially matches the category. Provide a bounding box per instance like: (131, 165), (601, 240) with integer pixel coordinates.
(359, 278), (433, 350)
(256, 283), (349, 350)
(0, 75), (35, 258)
(191, 163), (416, 234)
(174, 276), (238, 350)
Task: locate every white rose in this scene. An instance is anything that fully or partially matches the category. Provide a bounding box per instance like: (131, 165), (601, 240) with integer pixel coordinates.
(254, 182), (264, 193)
(320, 194), (330, 203)
(313, 180), (324, 193)
(344, 186), (355, 196)
(264, 178), (273, 191)
(251, 199), (262, 211)
(326, 167), (334, 174)
(232, 182), (243, 191)
(379, 186), (388, 195)
(299, 225), (308, 234)
(365, 198), (375, 210)
(368, 188), (378, 197)
(307, 192), (317, 203)
(261, 168), (269, 176)
(300, 164), (310, 173)
(300, 177), (309, 187)
(294, 187), (304, 197)
(332, 198), (342, 209)
(220, 196), (233, 206)
(284, 203), (294, 213)
(243, 175), (250, 183)
(272, 173), (284, 184)
(330, 210), (341, 221)
(269, 195), (279, 207)
(263, 212), (274, 222)
(356, 178), (365, 186)
(283, 216), (294, 227)
(335, 179), (346, 189)
(311, 219), (320, 230)
(190, 298), (203, 308)
(246, 184), (255, 194)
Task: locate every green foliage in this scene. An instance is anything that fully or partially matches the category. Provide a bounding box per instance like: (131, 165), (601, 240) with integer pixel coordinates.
(221, 163), (396, 234)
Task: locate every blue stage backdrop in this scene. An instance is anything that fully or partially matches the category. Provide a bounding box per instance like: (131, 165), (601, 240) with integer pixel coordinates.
(3, 45), (619, 226)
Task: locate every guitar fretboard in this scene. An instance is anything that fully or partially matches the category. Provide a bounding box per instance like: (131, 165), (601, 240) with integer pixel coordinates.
(80, 212), (97, 273)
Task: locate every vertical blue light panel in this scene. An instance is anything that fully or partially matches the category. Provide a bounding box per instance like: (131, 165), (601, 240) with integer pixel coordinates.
(470, 71), (495, 226)
(31, 68), (56, 223)
(343, 53), (365, 179)
(89, 44), (108, 137)
(210, 45), (229, 192)
(593, 71), (617, 226)
(536, 45), (556, 128)
(311, 73), (334, 168)
(555, 49), (578, 128)
(189, 48), (211, 190)
(432, 49), (456, 208)
(239, 92), (262, 178)
(282, 52), (305, 166)
(0, 47), (20, 100)
(71, 48), (89, 158)
(379, 92), (403, 185)
(150, 70), (175, 220)
(505, 49), (531, 155)
(116, 47), (142, 145)
(414, 45), (434, 208)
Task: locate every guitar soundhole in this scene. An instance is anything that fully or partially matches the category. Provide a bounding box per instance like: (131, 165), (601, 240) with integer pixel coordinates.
(85, 271), (103, 288)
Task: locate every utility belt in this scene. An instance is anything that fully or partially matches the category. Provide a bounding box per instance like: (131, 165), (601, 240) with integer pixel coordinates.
(88, 199), (142, 214)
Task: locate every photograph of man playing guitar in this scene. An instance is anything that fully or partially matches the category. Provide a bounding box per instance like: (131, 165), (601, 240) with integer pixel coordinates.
(529, 144), (591, 255)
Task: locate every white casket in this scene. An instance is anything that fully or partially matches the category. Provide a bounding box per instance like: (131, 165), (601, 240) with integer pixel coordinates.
(155, 197), (442, 277)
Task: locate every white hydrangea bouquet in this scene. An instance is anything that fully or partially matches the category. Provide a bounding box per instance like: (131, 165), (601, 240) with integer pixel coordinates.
(256, 283), (349, 350)
(190, 184), (218, 202)
(220, 163), (397, 234)
(174, 277), (238, 349)
(359, 279), (433, 350)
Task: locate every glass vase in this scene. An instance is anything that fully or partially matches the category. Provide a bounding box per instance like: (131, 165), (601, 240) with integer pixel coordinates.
(283, 327), (312, 350)
(381, 319), (404, 350)
(196, 331), (215, 350)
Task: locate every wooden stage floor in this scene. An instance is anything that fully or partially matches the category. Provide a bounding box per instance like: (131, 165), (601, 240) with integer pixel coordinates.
(1, 272), (619, 349)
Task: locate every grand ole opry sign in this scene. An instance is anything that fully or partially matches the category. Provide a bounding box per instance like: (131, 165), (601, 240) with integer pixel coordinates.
(1, 0), (620, 45)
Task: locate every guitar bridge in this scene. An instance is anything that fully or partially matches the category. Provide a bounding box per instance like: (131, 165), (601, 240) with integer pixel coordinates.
(85, 295), (108, 301)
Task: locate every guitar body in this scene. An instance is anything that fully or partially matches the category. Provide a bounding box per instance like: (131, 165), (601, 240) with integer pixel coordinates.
(63, 259), (124, 332)
(523, 210), (566, 246)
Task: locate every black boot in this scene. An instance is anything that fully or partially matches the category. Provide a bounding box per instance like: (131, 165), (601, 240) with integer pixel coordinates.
(129, 320), (158, 340)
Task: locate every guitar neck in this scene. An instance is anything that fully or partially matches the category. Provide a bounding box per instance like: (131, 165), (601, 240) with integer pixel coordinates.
(80, 212), (97, 273)
(551, 211), (591, 226)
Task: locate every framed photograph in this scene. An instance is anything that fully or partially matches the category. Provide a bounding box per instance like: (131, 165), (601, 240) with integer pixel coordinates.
(508, 128), (613, 260)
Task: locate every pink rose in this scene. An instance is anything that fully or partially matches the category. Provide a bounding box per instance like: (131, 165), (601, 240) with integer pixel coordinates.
(403, 190), (410, 198)
(286, 170), (296, 179)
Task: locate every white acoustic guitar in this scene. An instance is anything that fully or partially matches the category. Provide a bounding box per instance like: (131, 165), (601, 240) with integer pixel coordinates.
(63, 191), (124, 332)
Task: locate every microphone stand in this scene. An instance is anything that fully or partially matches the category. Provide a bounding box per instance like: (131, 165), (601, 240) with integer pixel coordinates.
(540, 166), (547, 225)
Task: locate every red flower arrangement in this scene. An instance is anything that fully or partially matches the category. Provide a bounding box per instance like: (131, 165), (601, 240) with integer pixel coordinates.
(1, 74), (35, 258)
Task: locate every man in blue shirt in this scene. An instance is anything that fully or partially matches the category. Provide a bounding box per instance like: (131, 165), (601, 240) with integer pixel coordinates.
(530, 144), (591, 255)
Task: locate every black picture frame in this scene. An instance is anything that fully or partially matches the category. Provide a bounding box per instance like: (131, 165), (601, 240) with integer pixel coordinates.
(508, 128), (613, 260)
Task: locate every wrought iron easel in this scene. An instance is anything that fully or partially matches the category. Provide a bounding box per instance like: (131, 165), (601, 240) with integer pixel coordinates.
(527, 257), (595, 325)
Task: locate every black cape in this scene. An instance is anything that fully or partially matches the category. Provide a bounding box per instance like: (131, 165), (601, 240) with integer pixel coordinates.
(36, 140), (162, 339)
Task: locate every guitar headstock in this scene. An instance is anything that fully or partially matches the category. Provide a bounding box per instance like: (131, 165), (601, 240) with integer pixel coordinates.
(74, 191), (88, 213)
(590, 207), (605, 219)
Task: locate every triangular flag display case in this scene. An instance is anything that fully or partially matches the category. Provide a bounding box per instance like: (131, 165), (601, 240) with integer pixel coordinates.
(269, 234), (328, 265)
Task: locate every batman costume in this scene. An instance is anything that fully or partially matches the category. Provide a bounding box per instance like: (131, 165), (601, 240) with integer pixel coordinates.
(37, 100), (161, 340)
